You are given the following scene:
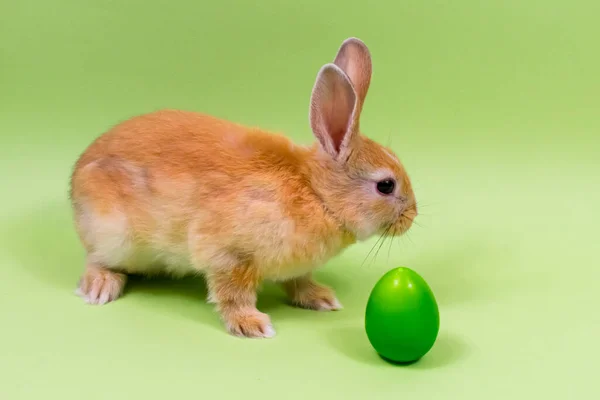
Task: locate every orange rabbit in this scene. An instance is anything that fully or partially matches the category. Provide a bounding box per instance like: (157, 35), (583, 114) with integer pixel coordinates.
(69, 37), (417, 338)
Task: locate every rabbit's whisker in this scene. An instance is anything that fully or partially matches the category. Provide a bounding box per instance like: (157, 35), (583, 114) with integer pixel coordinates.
(361, 223), (393, 269)
(372, 224), (392, 266)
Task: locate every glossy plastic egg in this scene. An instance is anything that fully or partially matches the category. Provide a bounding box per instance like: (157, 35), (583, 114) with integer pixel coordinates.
(365, 267), (439, 363)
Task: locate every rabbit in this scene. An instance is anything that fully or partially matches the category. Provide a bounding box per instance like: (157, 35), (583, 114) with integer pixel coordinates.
(69, 37), (418, 338)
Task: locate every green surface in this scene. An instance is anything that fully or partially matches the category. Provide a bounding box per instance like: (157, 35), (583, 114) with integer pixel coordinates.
(365, 267), (440, 363)
(1, 1), (599, 399)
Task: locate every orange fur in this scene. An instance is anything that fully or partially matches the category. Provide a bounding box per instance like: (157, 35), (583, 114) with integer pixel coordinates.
(69, 38), (417, 338)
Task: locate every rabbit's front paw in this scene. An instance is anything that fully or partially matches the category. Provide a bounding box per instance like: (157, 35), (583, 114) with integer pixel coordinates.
(224, 309), (276, 338)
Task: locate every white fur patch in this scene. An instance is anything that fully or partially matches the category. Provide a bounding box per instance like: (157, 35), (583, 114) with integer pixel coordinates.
(80, 204), (194, 276)
(368, 168), (395, 182)
(262, 324), (276, 338)
(119, 246), (194, 276)
(82, 207), (132, 267)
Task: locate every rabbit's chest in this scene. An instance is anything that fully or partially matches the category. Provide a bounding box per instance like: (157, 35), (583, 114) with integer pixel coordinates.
(258, 230), (355, 281)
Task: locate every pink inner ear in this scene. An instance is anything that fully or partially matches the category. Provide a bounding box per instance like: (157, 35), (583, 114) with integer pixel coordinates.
(317, 69), (356, 153)
(333, 38), (372, 110)
(323, 89), (354, 152)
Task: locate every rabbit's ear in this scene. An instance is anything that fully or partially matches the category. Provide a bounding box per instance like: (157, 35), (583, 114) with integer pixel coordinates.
(309, 63), (358, 161)
(333, 37), (372, 114)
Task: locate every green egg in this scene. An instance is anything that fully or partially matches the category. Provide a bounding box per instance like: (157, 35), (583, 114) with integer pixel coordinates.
(365, 267), (440, 363)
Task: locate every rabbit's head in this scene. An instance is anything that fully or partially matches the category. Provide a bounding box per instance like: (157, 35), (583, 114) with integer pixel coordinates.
(308, 38), (417, 241)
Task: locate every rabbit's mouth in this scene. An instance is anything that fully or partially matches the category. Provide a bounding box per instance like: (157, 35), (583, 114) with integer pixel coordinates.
(394, 205), (418, 236)
(398, 214), (415, 233)
(372, 211), (416, 242)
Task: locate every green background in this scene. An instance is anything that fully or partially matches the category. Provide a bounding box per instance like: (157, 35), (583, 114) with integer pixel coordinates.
(1, 1), (598, 399)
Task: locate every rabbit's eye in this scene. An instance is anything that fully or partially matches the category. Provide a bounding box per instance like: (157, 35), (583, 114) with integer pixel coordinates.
(376, 179), (395, 195)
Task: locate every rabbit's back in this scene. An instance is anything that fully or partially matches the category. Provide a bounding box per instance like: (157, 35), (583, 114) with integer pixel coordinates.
(75, 110), (254, 172)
